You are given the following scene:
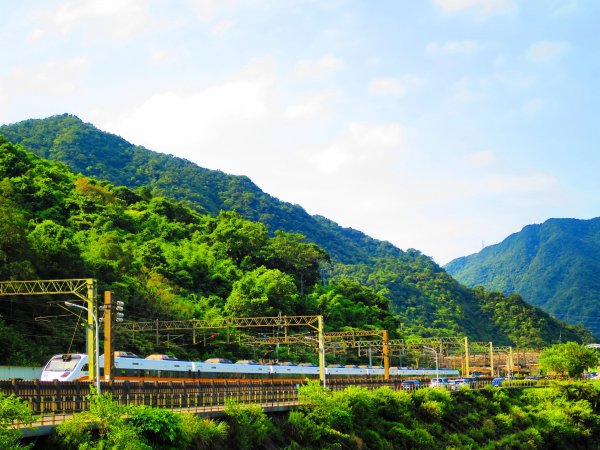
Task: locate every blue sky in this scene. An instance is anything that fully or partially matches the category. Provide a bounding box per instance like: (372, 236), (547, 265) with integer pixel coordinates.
(1, 0), (598, 264)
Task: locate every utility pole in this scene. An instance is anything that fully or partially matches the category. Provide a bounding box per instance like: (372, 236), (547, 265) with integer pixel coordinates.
(103, 291), (114, 381)
(489, 341), (494, 377)
(101, 291), (123, 381)
(318, 315), (326, 387)
(464, 337), (470, 377)
(383, 330), (390, 380)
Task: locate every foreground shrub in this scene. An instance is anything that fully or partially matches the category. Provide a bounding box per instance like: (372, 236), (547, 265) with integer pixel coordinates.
(54, 391), (151, 449)
(223, 400), (274, 450)
(129, 405), (188, 449)
(0, 393), (33, 450)
(179, 414), (228, 450)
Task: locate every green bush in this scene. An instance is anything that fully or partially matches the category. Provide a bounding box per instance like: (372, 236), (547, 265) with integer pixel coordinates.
(389, 423), (436, 449)
(54, 391), (151, 450)
(46, 382), (600, 449)
(223, 400), (274, 450)
(179, 414), (228, 450)
(128, 405), (187, 449)
(0, 393), (33, 450)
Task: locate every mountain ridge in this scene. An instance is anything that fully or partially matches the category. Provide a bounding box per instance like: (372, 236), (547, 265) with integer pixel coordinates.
(0, 114), (402, 266)
(445, 217), (600, 337)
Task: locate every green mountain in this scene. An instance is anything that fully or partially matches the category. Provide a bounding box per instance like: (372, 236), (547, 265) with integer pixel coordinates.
(0, 115), (594, 361)
(0, 114), (400, 265)
(445, 217), (600, 338)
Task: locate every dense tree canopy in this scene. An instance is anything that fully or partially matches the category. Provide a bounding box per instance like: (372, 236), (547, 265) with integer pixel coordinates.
(539, 342), (599, 378)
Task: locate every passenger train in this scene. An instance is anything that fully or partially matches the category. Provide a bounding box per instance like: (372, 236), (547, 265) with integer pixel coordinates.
(40, 353), (459, 382)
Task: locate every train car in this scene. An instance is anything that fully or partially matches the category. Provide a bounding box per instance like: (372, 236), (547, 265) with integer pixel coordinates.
(40, 353), (459, 382)
(40, 354), (89, 382)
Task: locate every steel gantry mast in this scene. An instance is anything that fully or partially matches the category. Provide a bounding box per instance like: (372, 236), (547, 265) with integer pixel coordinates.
(243, 329), (393, 379)
(0, 279), (98, 383)
(324, 330), (391, 379)
(117, 315), (327, 385)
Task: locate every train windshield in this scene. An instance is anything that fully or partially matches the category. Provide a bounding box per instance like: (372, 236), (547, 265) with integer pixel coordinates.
(45, 355), (82, 372)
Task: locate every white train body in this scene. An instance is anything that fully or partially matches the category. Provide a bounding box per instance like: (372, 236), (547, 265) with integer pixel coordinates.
(40, 353), (459, 382)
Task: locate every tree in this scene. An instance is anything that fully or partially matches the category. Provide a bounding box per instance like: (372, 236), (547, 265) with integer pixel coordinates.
(208, 211), (268, 265)
(28, 220), (79, 276)
(0, 393), (33, 450)
(262, 231), (329, 294)
(0, 179), (35, 279)
(225, 266), (298, 317)
(538, 341), (599, 378)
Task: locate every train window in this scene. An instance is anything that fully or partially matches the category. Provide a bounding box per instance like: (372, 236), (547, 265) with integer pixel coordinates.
(81, 364), (88, 372)
(45, 355), (81, 371)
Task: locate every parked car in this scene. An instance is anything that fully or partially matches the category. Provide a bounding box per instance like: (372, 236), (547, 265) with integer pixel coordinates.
(448, 379), (460, 391)
(449, 378), (473, 390)
(401, 380), (421, 390)
(460, 377), (476, 388)
(430, 377), (449, 388)
(491, 377), (506, 387)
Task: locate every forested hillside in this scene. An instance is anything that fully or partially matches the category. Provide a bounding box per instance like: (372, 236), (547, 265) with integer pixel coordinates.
(445, 217), (600, 338)
(0, 114), (401, 265)
(0, 118), (593, 366)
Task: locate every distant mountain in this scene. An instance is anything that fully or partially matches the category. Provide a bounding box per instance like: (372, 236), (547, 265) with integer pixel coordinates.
(1, 114), (593, 346)
(445, 217), (600, 338)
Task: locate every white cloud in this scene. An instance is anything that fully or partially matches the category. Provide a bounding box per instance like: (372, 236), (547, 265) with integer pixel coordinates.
(426, 40), (478, 54)
(27, 28), (48, 42)
(91, 58), (280, 175)
(104, 79), (270, 145)
(465, 149), (494, 168)
(0, 57), (89, 123)
(392, 171), (558, 207)
(369, 75), (425, 96)
(303, 122), (406, 174)
(527, 41), (569, 63)
(149, 48), (178, 65)
(188, 0), (238, 20)
(4, 58), (88, 97)
(283, 90), (338, 121)
(212, 20), (234, 35)
(44, 0), (151, 41)
(291, 54), (343, 79)
(433, 0), (516, 17)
